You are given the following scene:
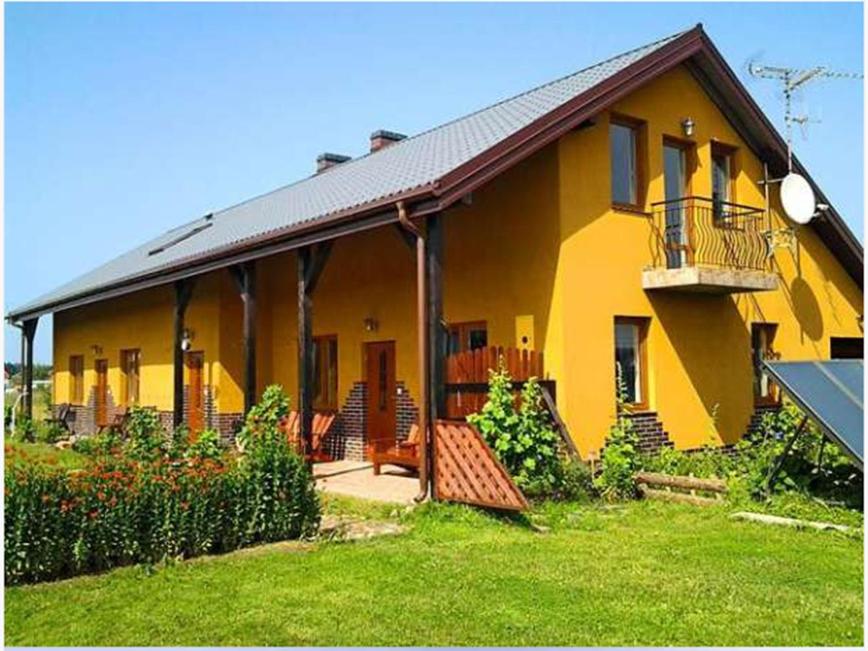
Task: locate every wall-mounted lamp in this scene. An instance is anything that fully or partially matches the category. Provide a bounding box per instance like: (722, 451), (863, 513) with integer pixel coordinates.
(363, 317), (379, 333)
(181, 328), (195, 352)
(681, 117), (695, 138)
(90, 344), (103, 356)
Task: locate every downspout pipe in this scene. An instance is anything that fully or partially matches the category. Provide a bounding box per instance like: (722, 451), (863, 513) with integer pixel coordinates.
(397, 201), (430, 503)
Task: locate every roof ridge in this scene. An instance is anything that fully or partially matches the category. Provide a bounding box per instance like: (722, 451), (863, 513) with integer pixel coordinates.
(204, 26), (692, 221)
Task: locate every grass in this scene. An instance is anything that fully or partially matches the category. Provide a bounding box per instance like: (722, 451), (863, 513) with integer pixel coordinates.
(4, 497), (862, 646)
(4, 439), (90, 471)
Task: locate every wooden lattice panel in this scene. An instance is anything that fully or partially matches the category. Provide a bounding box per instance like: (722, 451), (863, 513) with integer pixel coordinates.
(433, 420), (529, 511)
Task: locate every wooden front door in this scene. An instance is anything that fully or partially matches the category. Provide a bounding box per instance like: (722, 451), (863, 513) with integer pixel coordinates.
(94, 359), (108, 427)
(185, 352), (205, 434)
(365, 341), (396, 455)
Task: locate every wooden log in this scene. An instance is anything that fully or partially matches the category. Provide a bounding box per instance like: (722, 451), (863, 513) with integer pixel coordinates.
(635, 471), (727, 494)
(639, 486), (720, 507)
(731, 511), (853, 533)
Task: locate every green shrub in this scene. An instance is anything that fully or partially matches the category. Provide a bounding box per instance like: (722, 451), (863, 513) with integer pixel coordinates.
(33, 420), (66, 445)
(186, 429), (223, 461)
(554, 457), (596, 502)
(734, 403), (862, 507)
(594, 370), (640, 500)
(124, 406), (165, 462)
(5, 406), (319, 585)
(72, 429), (122, 458)
(236, 384), (290, 451)
(467, 364), (561, 495)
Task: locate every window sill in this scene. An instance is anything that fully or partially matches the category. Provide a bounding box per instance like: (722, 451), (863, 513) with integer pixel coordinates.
(612, 203), (650, 217)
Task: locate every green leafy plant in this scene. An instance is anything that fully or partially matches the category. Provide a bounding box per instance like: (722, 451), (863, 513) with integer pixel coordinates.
(236, 384), (290, 452)
(124, 406), (165, 462)
(467, 361), (562, 495)
(5, 390), (320, 585)
(593, 365), (640, 500)
(186, 429), (223, 461)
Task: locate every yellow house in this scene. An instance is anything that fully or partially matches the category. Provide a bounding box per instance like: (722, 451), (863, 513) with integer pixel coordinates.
(8, 26), (863, 472)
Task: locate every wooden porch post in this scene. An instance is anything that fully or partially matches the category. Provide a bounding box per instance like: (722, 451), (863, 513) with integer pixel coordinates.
(426, 213), (445, 498)
(297, 242), (333, 460)
(21, 318), (38, 424)
(230, 262), (257, 415)
(397, 203), (429, 499)
(173, 279), (194, 428)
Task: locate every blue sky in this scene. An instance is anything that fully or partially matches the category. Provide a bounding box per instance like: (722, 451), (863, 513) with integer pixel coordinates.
(5, 2), (864, 363)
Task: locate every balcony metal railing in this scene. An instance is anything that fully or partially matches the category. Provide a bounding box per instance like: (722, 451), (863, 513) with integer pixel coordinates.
(649, 197), (769, 272)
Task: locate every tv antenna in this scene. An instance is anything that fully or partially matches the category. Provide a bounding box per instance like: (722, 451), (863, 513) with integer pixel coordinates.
(748, 62), (863, 171)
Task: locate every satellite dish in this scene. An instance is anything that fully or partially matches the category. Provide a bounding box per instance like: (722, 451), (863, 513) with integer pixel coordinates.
(780, 173), (816, 225)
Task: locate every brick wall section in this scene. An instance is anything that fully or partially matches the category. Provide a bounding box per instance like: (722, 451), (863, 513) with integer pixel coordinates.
(64, 386), (117, 436)
(323, 382), (366, 461)
(395, 381), (419, 442)
(746, 404), (781, 437)
(625, 411), (674, 454)
(319, 379), (420, 461)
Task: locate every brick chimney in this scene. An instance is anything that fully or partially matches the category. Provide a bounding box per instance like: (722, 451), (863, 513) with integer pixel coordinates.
(369, 129), (407, 152)
(316, 152), (351, 173)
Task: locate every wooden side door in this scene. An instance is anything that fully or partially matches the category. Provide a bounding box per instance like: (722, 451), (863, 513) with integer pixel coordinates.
(94, 359), (109, 427)
(365, 341), (396, 455)
(185, 352), (205, 435)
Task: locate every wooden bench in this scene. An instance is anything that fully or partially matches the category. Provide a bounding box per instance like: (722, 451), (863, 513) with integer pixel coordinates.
(371, 424), (420, 476)
(46, 403), (75, 435)
(98, 406), (129, 436)
(281, 410), (337, 462)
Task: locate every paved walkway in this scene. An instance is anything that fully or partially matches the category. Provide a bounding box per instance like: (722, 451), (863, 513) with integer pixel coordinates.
(314, 460), (419, 504)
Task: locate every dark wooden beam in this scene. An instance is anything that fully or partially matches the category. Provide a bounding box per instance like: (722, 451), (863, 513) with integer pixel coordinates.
(173, 279), (194, 428)
(426, 213), (445, 496)
(297, 247), (314, 460)
(230, 262), (257, 414)
(21, 318), (38, 427)
(305, 241), (333, 295)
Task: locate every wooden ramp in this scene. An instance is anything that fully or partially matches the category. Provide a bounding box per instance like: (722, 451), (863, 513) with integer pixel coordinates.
(433, 419), (529, 511)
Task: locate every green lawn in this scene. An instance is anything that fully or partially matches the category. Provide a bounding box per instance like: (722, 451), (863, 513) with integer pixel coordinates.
(4, 439), (89, 470)
(5, 497), (862, 646)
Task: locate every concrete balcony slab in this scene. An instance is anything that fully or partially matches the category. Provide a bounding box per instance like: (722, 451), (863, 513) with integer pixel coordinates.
(642, 266), (778, 294)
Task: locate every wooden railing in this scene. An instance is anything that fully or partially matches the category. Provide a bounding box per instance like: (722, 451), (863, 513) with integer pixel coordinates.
(649, 197), (768, 272)
(445, 345), (545, 419)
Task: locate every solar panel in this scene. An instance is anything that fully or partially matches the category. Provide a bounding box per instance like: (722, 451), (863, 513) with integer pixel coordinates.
(763, 360), (863, 469)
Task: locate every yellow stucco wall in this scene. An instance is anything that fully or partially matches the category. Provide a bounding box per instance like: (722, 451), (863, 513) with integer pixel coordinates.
(553, 65), (862, 455)
(50, 63), (862, 454)
(53, 272), (224, 414)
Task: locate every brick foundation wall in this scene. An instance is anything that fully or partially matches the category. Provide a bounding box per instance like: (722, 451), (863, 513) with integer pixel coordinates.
(746, 404), (781, 437)
(319, 379), (420, 461)
(322, 382), (366, 461)
(625, 411), (674, 454)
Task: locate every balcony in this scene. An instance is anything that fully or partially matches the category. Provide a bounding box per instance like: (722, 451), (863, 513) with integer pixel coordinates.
(642, 197), (778, 294)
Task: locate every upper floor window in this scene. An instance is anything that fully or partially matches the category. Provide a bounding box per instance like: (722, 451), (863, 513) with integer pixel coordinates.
(313, 335), (338, 410)
(610, 116), (645, 209)
(751, 323), (779, 405)
(121, 349), (141, 406)
(614, 317), (649, 409)
(711, 142), (736, 221)
(448, 321), (488, 355)
(830, 337), (864, 360)
(69, 355), (84, 404)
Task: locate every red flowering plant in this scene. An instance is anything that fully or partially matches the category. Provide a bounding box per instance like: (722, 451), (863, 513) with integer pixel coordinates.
(5, 391), (319, 585)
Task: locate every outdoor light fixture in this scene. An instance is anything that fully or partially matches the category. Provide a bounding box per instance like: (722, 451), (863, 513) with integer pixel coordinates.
(90, 344), (103, 356)
(681, 117), (695, 137)
(363, 317), (379, 332)
(181, 328), (194, 352)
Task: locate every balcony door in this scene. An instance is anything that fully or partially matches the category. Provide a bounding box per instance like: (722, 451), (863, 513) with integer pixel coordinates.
(663, 142), (689, 268)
